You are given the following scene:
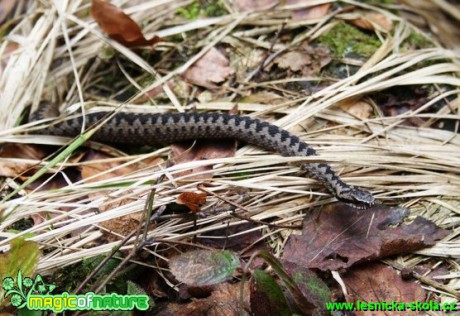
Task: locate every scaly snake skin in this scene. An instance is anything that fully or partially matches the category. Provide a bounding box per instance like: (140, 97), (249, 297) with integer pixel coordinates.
(31, 103), (374, 208)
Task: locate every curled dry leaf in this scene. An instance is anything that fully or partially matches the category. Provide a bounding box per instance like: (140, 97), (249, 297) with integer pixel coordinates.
(176, 192), (207, 213)
(90, 0), (161, 47)
(183, 48), (235, 89)
(282, 203), (449, 271)
(287, 0), (331, 20)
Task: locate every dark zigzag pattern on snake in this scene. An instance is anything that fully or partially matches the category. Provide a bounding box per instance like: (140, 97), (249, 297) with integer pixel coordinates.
(31, 104), (374, 208)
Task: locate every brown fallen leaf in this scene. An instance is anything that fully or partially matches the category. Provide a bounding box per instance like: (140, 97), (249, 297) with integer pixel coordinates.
(282, 203), (449, 271)
(342, 263), (425, 316)
(273, 45), (331, 76)
(156, 282), (250, 315)
(81, 150), (163, 183)
(90, 0), (161, 47)
(235, 0), (278, 12)
(287, 0), (331, 20)
(0, 143), (48, 177)
(80, 150), (162, 239)
(176, 192), (207, 213)
(338, 98), (373, 120)
(346, 12), (394, 33)
(170, 139), (237, 181)
(275, 51), (311, 72)
(182, 48), (235, 89)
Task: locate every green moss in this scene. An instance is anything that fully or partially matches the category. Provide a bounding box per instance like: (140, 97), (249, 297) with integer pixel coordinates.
(178, 1), (227, 20)
(178, 2), (201, 20)
(318, 22), (381, 58)
(405, 31), (435, 50)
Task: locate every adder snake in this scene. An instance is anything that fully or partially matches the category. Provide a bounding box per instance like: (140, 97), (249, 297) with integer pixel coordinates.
(31, 103), (374, 208)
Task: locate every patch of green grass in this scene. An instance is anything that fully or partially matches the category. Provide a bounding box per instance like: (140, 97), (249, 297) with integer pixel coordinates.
(318, 22), (381, 58)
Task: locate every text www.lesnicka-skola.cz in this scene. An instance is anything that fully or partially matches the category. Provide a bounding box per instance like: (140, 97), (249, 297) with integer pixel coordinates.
(325, 300), (457, 312)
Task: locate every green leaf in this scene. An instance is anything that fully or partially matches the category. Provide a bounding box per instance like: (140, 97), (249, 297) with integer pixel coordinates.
(127, 281), (155, 309)
(169, 250), (240, 286)
(252, 269), (291, 316)
(0, 237), (40, 306)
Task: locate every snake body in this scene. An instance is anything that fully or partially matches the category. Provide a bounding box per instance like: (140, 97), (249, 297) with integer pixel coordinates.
(31, 103), (374, 208)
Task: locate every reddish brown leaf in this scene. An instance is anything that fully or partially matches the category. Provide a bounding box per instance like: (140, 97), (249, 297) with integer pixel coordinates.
(342, 263), (425, 316)
(170, 139), (237, 181)
(282, 204), (449, 271)
(183, 48), (235, 89)
(90, 0), (161, 47)
(176, 192), (207, 213)
(287, 0), (331, 20)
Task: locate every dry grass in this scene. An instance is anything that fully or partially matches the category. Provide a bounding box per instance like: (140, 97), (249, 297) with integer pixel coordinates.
(0, 0), (459, 306)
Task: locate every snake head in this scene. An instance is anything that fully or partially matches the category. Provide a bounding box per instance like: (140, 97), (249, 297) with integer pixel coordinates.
(338, 186), (375, 209)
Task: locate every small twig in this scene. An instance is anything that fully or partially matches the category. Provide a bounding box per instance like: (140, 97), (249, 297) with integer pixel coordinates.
(388, 261), (460, 299)
(197, 183), (302, 230)
(248, 22), (286, 81)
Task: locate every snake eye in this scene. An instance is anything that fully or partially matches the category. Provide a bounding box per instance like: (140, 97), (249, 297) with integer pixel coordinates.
(350, 188), (374, 207)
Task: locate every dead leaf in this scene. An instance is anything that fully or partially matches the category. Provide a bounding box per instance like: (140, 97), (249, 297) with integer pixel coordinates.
(241, 91), (287, 105)
(157, 282), (250, 315)
(0, 144), (49, 177)
(80, 150), (162, 239)
(275, 51), (312, 72)
(282, 204), (449, 271)
(235, 0), (278, 12)
(273, 45), (331, 76)
(183, 48), (235, 89)
(170, 139), (237, 181)
(346, 12), (394, 33)
(342, 263), (425, 316)
(176, 192), (207, 213)
(90, 0), (161, 47)
(287, 0), (331, 20)
(81, 150), (162, 183)
(338, 99), (373, 119)
(0, 0), (18, 24)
